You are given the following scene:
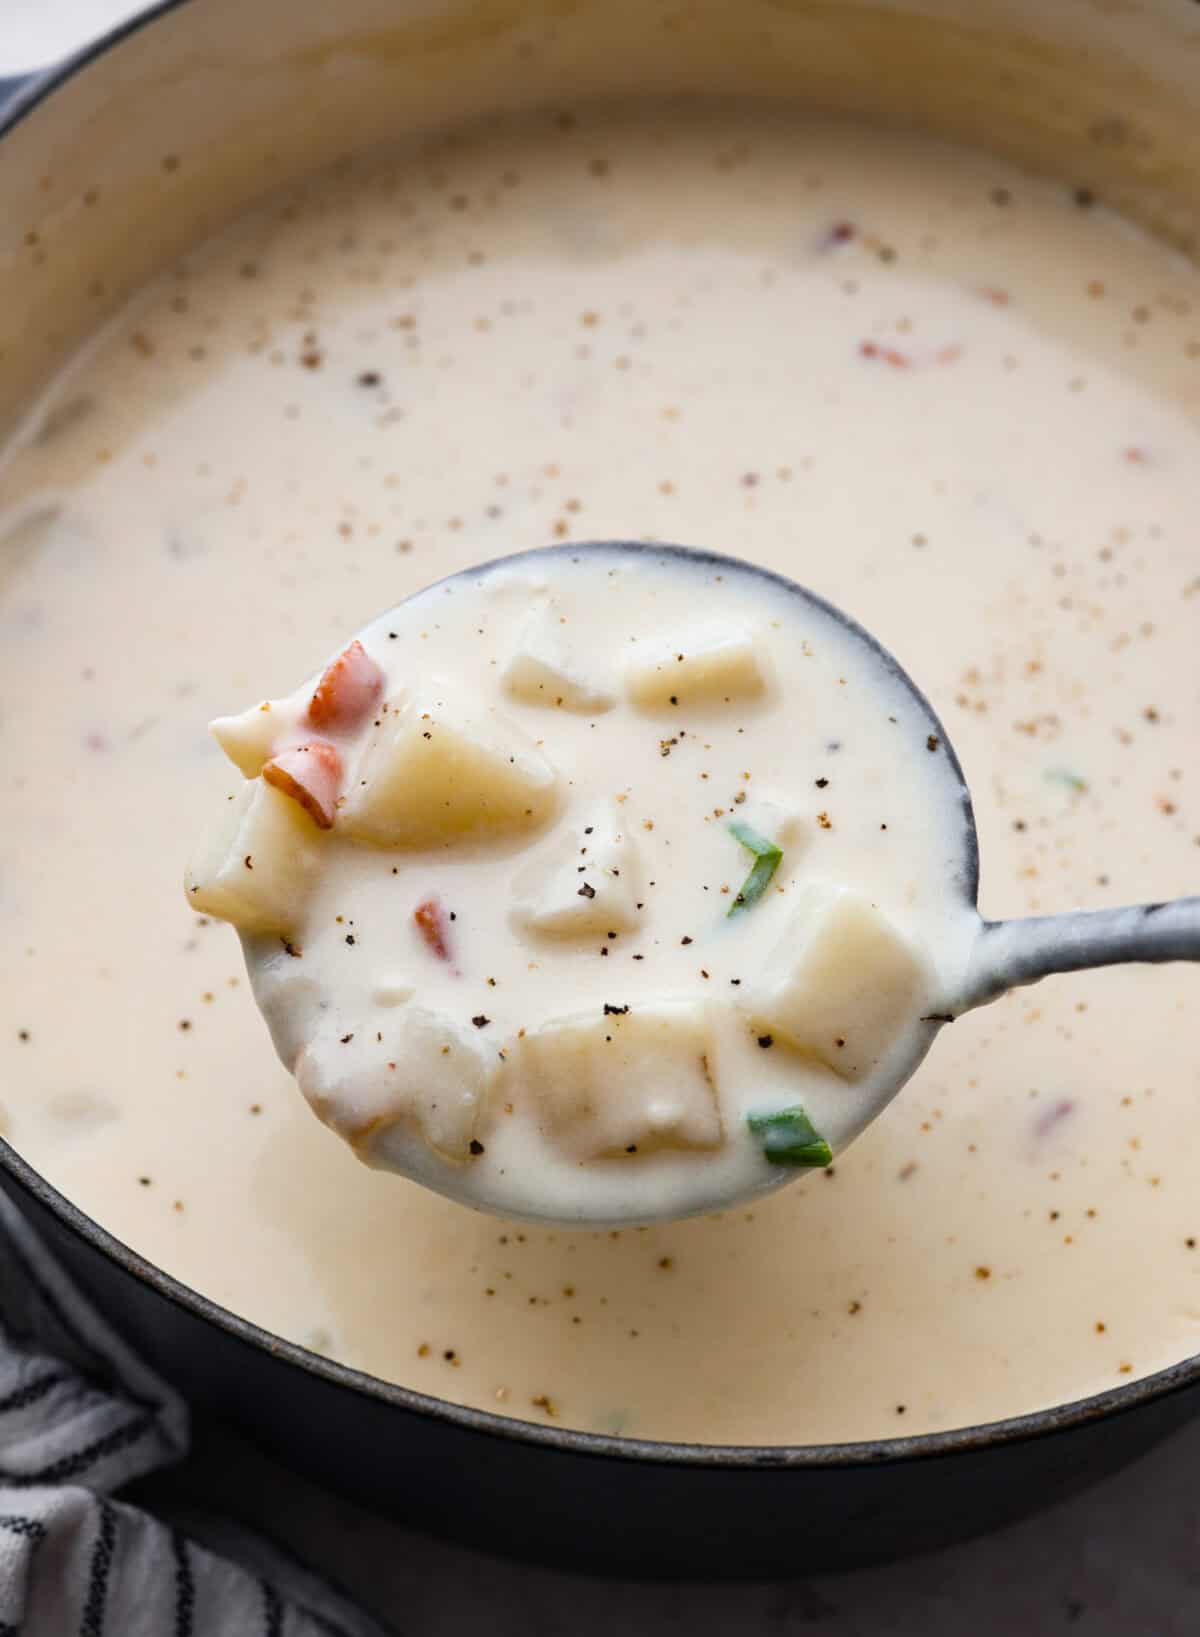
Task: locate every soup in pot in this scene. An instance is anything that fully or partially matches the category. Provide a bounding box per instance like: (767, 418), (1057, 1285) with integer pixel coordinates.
(2, 105), (1199, 1443)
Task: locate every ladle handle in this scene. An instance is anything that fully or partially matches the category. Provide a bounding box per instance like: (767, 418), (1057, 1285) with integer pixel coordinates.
(956, 896), (1200, 1013)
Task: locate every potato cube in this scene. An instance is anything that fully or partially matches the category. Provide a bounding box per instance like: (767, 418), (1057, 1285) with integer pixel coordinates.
(750, 883), (930, 1080)
(246, 961), (325, 1071)
(512, 805), (641, 938)
(210, 701), (281, 777)
(184, 779), (323, 935)
(502, 606), (615, 714)
(625, 626), (768, 711)
(517, 1001), (723, 1161)
(339, 689), (559, 848)
(295, 1007), (495, 1165)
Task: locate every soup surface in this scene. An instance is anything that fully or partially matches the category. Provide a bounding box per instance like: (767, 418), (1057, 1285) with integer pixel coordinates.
(2, 105), (1199, 1443)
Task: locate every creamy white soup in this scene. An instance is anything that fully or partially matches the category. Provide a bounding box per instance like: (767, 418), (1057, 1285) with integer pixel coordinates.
(185, 545), (974, 1223)
(2, 105), (1199, 1443)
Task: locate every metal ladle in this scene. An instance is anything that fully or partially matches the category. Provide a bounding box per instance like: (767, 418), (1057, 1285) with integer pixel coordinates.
(242, 540), (1200, 1224)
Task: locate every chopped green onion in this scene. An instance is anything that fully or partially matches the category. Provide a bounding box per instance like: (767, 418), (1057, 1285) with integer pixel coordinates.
(1044, 767), (1088, 793)
(726, 820), (782, 917)
(747, 1104), (833, 1168)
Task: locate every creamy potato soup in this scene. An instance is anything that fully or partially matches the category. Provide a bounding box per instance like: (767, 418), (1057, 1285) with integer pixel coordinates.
(186, 545), (974, 1223)
(2, 106), (1199, 1443)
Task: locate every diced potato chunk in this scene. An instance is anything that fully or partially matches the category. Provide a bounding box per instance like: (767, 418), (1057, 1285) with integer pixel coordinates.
(625, 626), (768, 711)
(512, 805), (641, 938)
(502, 606), (615, 714)
(247, 961), (325, 1071)
(210, 701), (281, 777)
(295, 1007), (495, 1165)
(339, 689), (559, 848)
(750, 883), (930, 1080)
(184, 779), (323, 935)
(517, 1001), (723, 1161)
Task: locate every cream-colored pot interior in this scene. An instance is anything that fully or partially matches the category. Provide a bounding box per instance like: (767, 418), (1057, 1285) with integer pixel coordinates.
(2, 0), (1200, 1452)
(2, 0), (1199, 425)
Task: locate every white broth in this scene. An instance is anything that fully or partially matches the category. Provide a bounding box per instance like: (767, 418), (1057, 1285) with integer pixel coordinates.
(2, 105), (1199, 1442)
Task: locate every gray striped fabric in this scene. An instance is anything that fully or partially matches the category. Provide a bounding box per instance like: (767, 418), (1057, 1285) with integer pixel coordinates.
(0, 1193), (392, 1636)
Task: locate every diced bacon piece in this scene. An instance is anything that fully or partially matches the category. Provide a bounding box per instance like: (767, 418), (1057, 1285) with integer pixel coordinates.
(414, 897), (452, 962)
(859, 339), (964, 371)
(307, 640), (385, 732)
(262, 741), (343, 829)
(1034, 1098), (1076, 1141)
(859, 340), (911, 369)
(817, 220), (857, 252)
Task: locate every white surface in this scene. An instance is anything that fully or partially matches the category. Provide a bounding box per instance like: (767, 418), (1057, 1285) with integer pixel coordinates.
(3, 3), (1198, 1628)
(0, 0), (152, 75)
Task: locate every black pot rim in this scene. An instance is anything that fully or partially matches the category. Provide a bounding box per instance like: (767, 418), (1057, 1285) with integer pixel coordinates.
(3, 0), (1199, 1480)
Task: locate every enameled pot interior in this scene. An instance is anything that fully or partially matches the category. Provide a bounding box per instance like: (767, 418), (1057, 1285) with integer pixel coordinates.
(2, 0), (1200, 1468)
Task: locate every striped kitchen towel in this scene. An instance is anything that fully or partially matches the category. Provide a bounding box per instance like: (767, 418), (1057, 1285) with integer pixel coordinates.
(0, 1190), (392, 1636)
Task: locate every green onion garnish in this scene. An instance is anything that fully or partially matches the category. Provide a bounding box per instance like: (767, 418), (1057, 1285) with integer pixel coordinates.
(747, 1105), (833, 1168)
(1044, 767), (1088, 794)
(726, 821), (782, 917)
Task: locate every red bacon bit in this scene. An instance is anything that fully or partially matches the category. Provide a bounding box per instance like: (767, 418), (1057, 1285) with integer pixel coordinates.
(1034, 1098), (1076, 1141)
(859, 339), (911, 369)
(307, 640), (385, 732)
(860, 339), (964, 369)
(1123, 446), (1149, 465)
(978, 286), (1010, 306)
(819, 220), (857, 251)
(262, 741), (342, 829)
(414, 898), (452, 962)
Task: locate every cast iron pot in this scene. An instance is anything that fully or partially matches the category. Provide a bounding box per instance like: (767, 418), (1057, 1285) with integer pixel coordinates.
(2, 0), (1200, 1580)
